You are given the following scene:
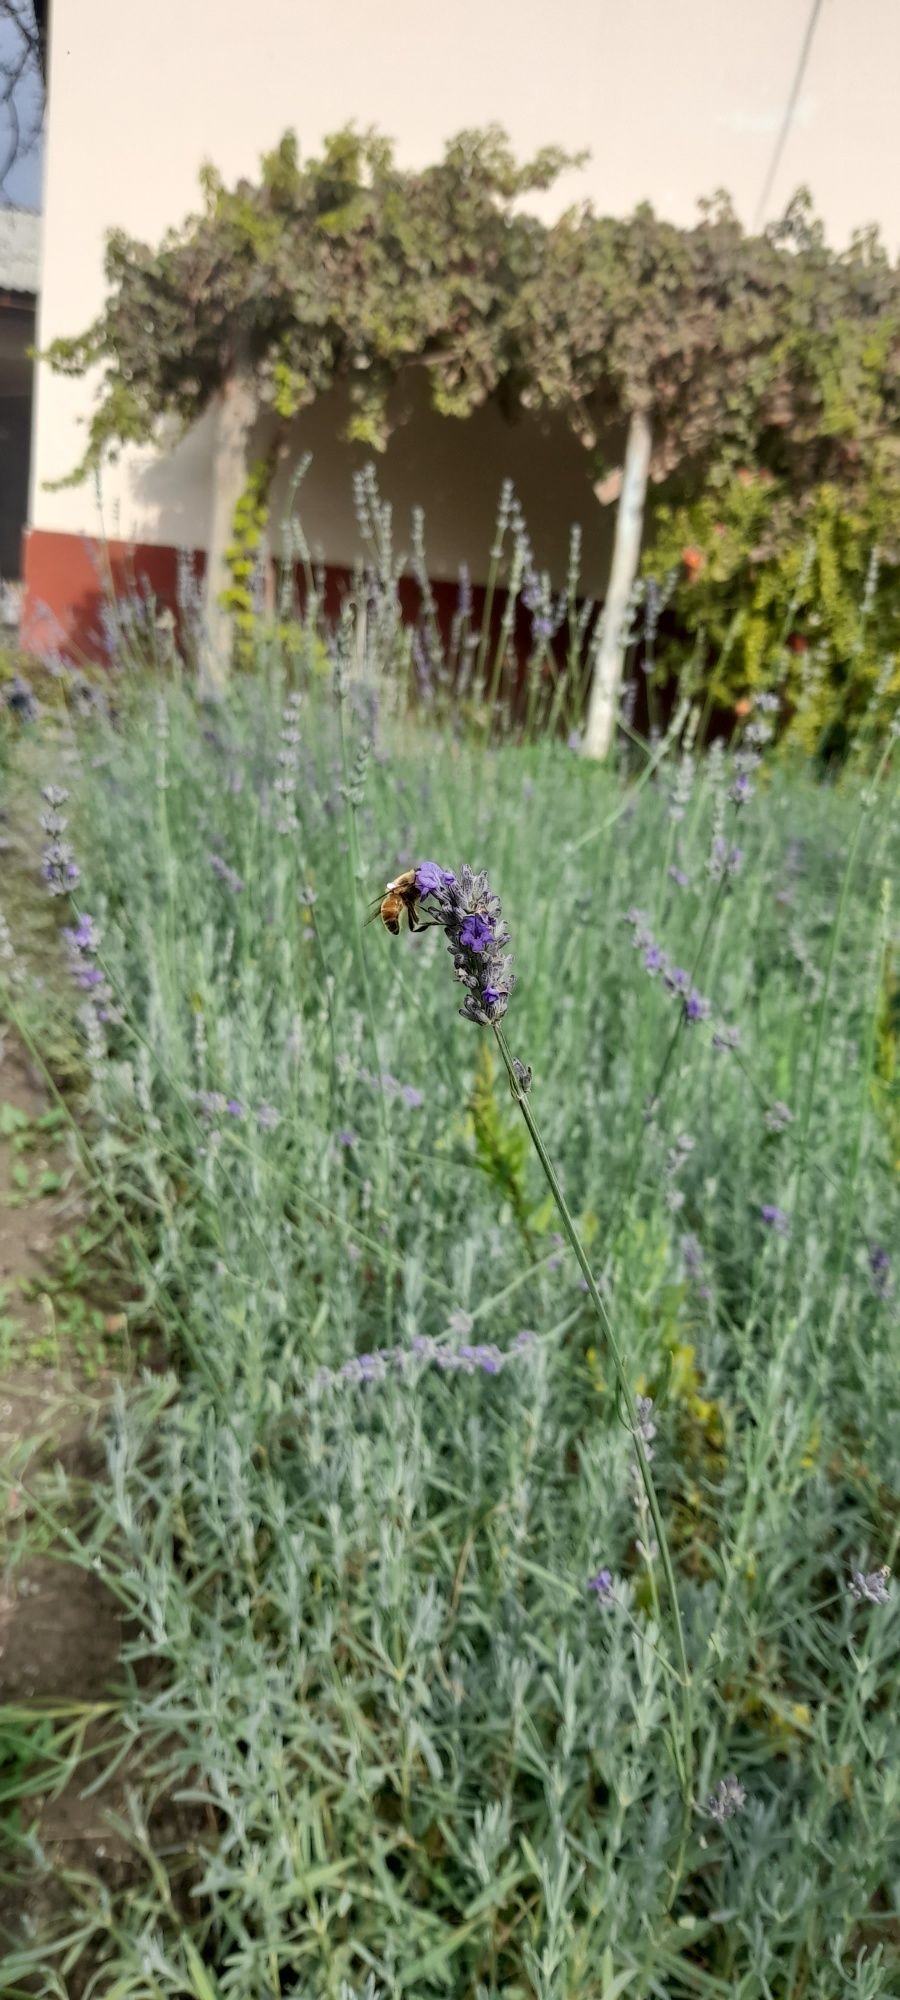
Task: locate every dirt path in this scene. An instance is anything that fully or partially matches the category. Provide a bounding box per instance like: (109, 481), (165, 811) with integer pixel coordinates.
(0, 766), (201, 1989)
(0, 1024), (129, 1980)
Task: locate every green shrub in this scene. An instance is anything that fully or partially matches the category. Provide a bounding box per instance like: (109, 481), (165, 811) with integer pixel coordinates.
(647, 468), (900, 747)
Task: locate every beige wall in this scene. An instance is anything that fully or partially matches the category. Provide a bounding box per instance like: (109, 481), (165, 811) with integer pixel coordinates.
(31, 0), (900, 582)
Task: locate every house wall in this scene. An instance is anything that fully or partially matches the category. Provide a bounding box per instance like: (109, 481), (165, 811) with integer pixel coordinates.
(25, 0), (900, 653)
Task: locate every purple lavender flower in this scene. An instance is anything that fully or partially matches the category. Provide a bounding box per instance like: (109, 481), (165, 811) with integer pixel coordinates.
(256, 1102), (281, 1132)
(710, 836), (744, 881)
(313, 1323), (535, 1393)
(588, 1568), (616, 1606)
(680, 1231), (704, 1276)
(712, 1024), (741, 1053)
(669, 866), (690, 889)
(415, 861), (456, 899)
(848, 1565), (891, 1606)
(459, 912), (494, 954)
(684, 990), (711, 1024)
(407, 864), (515, 1026)
(401, 1084), (424, 1110)
(730, 747), (761, 809)
(226, 1099), (244, 1119)
(664, 965), (691, 996)
(869, 1246), (891, 1298)
(42, 843), (80, 896)
(644, 943), (667, 976)
(760, 1203), (790, 1235)
(337, 1128), (357, 1148)
(63, 913), (99, 953)
(765, 1100), (793, 1134)
(706, 1774), (747, 1823)
(351, 1351), (389, 1385)
(61, 908), (119, 1028)
(208, 852), (244, 894)
(75, 962), (105, 990)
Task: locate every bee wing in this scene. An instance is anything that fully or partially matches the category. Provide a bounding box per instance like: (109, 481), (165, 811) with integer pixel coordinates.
(363, 896), (384, 927)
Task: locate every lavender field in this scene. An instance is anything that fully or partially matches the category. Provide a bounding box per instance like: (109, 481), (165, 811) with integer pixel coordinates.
(0, 561), (898, 1999)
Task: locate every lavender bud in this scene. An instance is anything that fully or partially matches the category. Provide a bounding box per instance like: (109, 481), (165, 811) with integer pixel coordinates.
(705, 1774), (747, 1823)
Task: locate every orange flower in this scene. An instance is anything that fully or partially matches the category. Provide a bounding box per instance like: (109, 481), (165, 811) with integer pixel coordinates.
(734, 697), (752, 718)
(681, 545), (704, 577)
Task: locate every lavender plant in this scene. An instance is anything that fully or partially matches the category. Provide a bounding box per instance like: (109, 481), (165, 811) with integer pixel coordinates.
(400, 854), (695, 1840)
(0, 543), (898, 2000)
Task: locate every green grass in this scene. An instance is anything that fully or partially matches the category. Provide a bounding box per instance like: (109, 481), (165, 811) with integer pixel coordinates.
(1, 652), (898, 1999)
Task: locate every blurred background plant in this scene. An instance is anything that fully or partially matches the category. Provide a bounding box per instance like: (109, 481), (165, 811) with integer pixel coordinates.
(40, 133), (900, 740)
(648, 467), (900, 748)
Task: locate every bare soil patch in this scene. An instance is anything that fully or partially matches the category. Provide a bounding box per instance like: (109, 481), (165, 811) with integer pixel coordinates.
(0, 1027), (129, 1983)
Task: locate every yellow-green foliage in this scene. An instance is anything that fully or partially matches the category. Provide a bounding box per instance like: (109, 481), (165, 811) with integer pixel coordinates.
(43, 130), (900, 542)
(221, 457), (275, 667)
(465, 1042), (534, 1253)
(464, 1044), (603, 1264)
(648, 469), (900, 746)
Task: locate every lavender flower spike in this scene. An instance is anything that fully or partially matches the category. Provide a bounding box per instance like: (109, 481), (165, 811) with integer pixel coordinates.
(42, 842), (80, 897)
(410, 863), (515, 1025)
(848, 1565), (891, 1606)
(869, 1246), (891, 1298)
(706, 1774), (747, 1823)
(588, 1568), (616, 1606)
(634, 1394), (657, 1454)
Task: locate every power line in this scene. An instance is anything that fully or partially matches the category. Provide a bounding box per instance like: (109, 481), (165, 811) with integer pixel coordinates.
(753, 0), (826, 232)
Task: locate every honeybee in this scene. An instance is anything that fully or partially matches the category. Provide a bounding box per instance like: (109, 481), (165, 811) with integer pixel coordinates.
(365, 869), (429, 935)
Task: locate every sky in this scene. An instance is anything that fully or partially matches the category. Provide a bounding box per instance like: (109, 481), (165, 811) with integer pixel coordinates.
(27, 0), (900, 553)
(0, 10), (43, 209)
(5, 1), (900, 245)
